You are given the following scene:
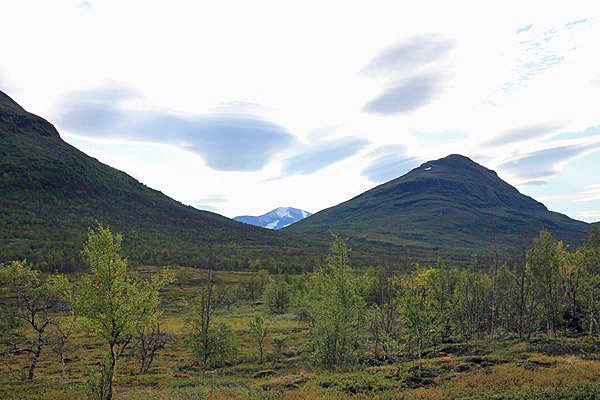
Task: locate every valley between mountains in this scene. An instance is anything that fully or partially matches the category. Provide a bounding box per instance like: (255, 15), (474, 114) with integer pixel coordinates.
(0, 89), (592, 269)
(2, 89), (600, 400)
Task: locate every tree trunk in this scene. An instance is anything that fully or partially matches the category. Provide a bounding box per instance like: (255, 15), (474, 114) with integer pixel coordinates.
(107, 343), (117, 400)
(27, 334), (44, 380)
(60, 349), (66, 377)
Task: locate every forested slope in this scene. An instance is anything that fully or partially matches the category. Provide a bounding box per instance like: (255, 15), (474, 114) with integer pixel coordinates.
(0, 90), (315, 271)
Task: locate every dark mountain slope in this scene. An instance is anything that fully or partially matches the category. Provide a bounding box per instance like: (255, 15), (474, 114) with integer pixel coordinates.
(286, 154), (589, 260)
(0, 90), (307, 271)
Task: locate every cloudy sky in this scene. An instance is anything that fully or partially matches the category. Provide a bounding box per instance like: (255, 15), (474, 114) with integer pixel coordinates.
(2, 1), (600, 221)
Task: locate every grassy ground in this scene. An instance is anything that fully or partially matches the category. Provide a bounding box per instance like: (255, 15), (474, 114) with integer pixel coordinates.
(3, 266), (600, 400)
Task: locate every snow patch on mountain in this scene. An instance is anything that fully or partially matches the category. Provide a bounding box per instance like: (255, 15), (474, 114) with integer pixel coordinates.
(265, 220), (279, 229)
(234, 207), (312, 230)
(274, 207), (292, 218)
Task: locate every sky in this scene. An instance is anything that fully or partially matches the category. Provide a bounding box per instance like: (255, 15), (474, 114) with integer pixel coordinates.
(1, 1), (600, 222)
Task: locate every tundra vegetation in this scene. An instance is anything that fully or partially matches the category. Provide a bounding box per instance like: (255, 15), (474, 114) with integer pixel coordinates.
(2, 225), (600, 399)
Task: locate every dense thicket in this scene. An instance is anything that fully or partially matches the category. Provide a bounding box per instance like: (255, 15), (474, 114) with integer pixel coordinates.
(276, 226), (600, 369)
(358, 226), (600, 353)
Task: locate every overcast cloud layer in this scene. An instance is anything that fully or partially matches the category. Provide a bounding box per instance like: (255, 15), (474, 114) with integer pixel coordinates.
(1, 1), (600, 221)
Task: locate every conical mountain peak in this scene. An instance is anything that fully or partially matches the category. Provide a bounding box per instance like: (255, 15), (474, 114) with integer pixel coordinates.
(287, 154), (588, 259)
(373, 154), (545, 211)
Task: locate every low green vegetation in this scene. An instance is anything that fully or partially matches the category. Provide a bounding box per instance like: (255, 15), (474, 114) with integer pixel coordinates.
(1, 225), (600, 399)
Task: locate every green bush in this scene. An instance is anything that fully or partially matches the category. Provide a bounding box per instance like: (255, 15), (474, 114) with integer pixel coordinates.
(188, 323), (238, 368)
(264, 279), (291, 314)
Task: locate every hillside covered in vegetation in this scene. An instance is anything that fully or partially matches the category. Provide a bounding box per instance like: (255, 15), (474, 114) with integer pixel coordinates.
(0, 90), (319, 272)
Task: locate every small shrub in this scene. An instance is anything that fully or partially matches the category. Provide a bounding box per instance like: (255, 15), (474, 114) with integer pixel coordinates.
(264, 279), (291, 314)
(188, 323), (238, 369)
(83, 356), (113, 400)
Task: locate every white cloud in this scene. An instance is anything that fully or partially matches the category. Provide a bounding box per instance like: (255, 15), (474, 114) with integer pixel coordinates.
(78, 1), (93, 12)
(576, 210), (600, 223)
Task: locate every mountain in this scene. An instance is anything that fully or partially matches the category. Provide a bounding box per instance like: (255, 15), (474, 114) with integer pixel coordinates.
(0, 90), (309, 271)
(1, 88), (591, 269)
(285, 154), (590, 260)
(234, 207), (312, 230)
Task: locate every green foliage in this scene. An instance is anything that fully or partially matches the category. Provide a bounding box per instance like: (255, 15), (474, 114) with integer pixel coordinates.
(452, 268), (493, 339)
(365, 267), (402, 358)
(187, 322), (237, 369)
(264, 278), (291, 314)
(398, 268), (443, 362)
(587, 224), (600, 249)
(83, 355), (113, 400)
(271, 335), (289, 365)
(305, 235), (369, 369)
(74, 225), (173, 400)
(527, 230), (562, 336)
(0, 260), (70, 381)
(317, 371), (398, 395)
(186, 270), (238, 369)
(76, 225), (172, 342)
(0, 305), (16, 337)
(248, 315), (269, 363)
(242, 269), (271, 301)
(6, 237), (600, 399)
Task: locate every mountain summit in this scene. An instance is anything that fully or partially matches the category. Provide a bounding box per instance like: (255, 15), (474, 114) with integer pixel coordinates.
(235, 207), (312, 230)
(285, 154), (589, 259)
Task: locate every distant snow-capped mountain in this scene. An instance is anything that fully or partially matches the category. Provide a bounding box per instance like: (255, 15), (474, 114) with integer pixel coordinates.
(234, 207), (312, 230)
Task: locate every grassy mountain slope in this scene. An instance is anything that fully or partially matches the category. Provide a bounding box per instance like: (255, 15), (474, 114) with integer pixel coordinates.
(0, 90), (312, 271)
(286, 154), (589, 260)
